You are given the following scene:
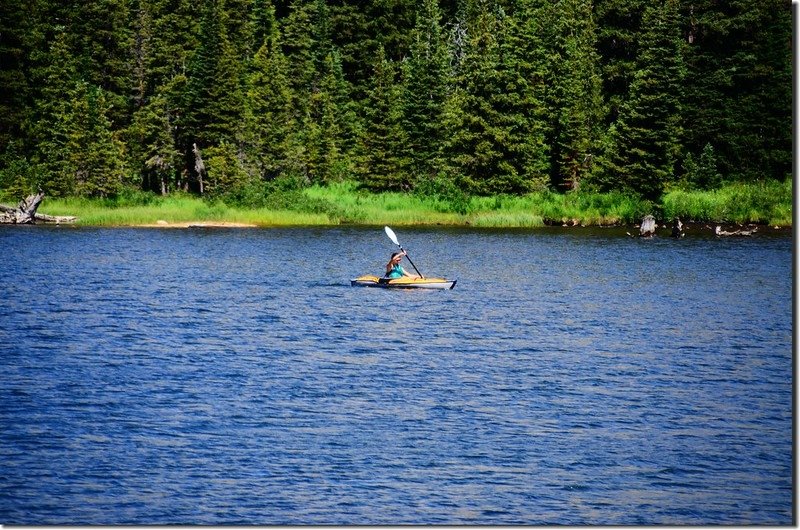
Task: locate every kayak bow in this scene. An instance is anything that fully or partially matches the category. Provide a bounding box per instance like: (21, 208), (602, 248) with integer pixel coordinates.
(350, 275), (457, 290)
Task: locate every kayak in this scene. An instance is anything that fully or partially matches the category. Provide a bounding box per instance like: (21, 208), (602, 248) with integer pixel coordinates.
(350, 275), (457, 290)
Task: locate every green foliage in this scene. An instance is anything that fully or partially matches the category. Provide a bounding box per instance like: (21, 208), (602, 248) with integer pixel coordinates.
(358, 46), (408, 191)
(596, 0), (686, 200)
(66, 82), (128, 197)
(403, 0), (450, 179)
(0, 0), (791, 218)
(678, 143), (722, 191)
(444, 2), (549, 195)
(544, 0), (605, 191)
(663, 179), (792, 225)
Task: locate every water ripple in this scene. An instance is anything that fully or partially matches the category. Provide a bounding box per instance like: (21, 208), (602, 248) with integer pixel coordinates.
(0, 226), (792, 525)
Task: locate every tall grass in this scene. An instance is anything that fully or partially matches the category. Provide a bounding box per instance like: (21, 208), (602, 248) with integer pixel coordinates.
(39, 193), (334, 226)
(32, 178), (791, 227)
(663, 179), (792, 225)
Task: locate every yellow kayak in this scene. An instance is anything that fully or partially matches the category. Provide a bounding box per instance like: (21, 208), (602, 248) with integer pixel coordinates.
(350, 275), (457, 290)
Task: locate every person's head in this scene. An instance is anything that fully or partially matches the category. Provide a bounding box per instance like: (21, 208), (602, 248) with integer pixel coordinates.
(390, 252), (403, 264)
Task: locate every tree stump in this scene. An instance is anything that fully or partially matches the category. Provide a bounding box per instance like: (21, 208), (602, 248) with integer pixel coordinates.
(671, 217), (685, 238)
(639, 215), (656, 237)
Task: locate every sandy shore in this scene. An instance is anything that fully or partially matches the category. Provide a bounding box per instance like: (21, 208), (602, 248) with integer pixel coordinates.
(137, 220), (259, 228)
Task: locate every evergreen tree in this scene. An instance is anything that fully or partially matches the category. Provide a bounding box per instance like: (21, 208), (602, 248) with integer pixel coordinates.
(0, 0), (30, 156)
(66, 82), (128, 197)
(250, 0), (279, 55)
(358, 46), (408, 191)
(597, 0), (686, 200)
(403, 0), (451, 182)
(546, 0), (605, 191)
(681, 0), (791, 182)
(127, 93), (181, 194)
(244, 35), (294, 180)
(69, 0), (133, 127)
(26, 31), (79, 196)
(281, 0), (317, 117)
(594, 0), (647, 122)
(181, 0), (245, 152)
(444, 1), (548, 195)
(305, 56), (345, 184)
(145, 0), (200, 91)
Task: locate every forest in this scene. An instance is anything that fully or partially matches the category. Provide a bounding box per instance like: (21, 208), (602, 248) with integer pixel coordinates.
(0, 0), (792, 207)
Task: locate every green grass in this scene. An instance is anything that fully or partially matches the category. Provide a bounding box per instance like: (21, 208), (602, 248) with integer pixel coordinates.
(31, 179), (791, 228)
(663, 179), (792, 225)
(39, 194), (334, 226)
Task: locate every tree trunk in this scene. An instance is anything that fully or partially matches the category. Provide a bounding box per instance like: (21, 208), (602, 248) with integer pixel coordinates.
(193, 143), (206, 195)
(0, 190), (77, 224)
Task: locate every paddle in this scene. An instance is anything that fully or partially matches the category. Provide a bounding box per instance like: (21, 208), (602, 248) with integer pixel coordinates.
(384, 226), (424, 279)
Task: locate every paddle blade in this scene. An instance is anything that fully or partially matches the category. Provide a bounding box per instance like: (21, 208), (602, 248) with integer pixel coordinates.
(384, 226), (399, 246)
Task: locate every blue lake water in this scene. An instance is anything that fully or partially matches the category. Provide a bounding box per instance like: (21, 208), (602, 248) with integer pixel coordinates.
(0, 225), (793, 524)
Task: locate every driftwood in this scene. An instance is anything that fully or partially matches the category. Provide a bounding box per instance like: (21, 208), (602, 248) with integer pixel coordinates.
(0, 190), (77, 224)
(715, 225), (757, 237)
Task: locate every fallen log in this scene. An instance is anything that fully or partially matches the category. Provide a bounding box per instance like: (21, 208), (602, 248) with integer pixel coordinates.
(0, 190), (77, 224)
(715, 225), (757, 237)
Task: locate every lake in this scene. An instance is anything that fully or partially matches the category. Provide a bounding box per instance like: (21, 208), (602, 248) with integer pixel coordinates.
(0, 225), (792, 525)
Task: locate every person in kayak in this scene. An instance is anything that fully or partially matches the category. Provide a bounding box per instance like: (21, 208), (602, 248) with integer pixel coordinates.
(385, 251), (420, 279)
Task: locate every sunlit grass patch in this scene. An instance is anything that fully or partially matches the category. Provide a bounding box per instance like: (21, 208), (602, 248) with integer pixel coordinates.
(662, 179), (791, 225)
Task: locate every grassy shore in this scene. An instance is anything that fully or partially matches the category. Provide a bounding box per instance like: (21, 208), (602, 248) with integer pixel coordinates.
(31, 179), (792, 228)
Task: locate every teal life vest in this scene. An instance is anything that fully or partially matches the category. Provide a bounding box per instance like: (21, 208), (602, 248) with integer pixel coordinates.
(387, 264), (404, 279)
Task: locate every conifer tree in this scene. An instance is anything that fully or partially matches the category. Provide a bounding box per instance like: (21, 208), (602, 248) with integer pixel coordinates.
(594, 0), (647, 122)
(306, 57), (344, 184)
(0, 0), (30, 156)
(145, 0), (200, 90)
(545, 0), (605, 191)
(281, 0), (317, 117)
(27, 31), (79, 196)
(444, 1), (548, 195)
(67, 82), (127, 197)
(182, 0), (245, 153)
(128, 93), (181, 194)
(598, 0), (685, 200)
(681, 0), (791, 182)
(69, 0), (133, 127)
(403, 0), (450, 182)
(250, 0), (279, 57)
(244, 34), (294, 180)
(358, 46), (408, 191)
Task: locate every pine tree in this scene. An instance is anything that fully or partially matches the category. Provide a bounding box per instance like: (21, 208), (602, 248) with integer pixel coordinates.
(681, 0), (791, 182)
(0, 0), (30, 156)
(244, 35), (294, 180)
(594, 0), (647, 122)
(69, 0), (133, 127)
(403, 0), (450, 182)
(128, 93), (181, 194)
(67, 82), (127, 197)
(598, 0), (686, 200)
(281, 0), (317, 118)
(26, 31), (79, 196)
(358, 46), (408, 191)
(181, 0), (245, 152)
(546, 0), (605, 191)
(443, 1), (548, 195)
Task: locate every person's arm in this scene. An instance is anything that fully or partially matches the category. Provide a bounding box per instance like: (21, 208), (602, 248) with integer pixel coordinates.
(402, 267), (419, 279)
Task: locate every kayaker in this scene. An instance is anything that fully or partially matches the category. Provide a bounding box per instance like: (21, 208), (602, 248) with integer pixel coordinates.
(385, 251), (420, 279)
